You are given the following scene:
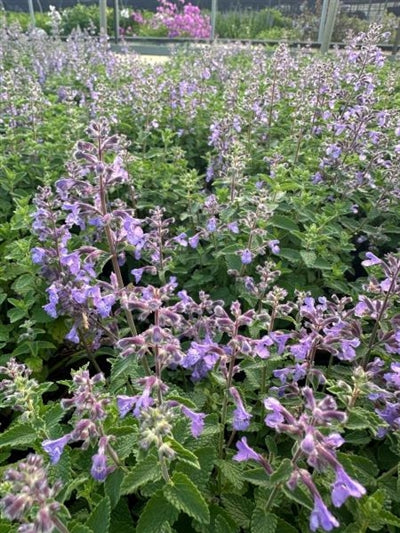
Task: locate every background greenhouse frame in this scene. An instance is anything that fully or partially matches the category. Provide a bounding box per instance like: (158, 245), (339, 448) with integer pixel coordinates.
(2, 0), (400, 53)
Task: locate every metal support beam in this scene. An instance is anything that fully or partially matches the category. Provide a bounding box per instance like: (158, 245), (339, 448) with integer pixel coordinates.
(318, 0), (329, 44)
(211, 0), (217, 42)
(114, 0), (120, 44)
(320, 0), (339, 54)
(99, 0), (107, 34)
(27, 0), (36, 26)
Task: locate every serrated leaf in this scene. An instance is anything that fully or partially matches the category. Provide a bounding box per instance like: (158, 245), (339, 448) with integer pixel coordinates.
(136, 491), (179, 533)
(120, 455), (162, 495)
(378, 509), (400, 527)
(270, 458), (292, 485)
(0, 424), (37, 450)
(276, 518), (299, 533)
(105, 469), (124, 509)
(166, 438), (200, 469)
(85, 496), (111, 533)
(300, 250), (317, 267)
(43, 403), (65, 430)
(176, 446), (216, 491)
(221, 494), (253, 528)
(346, 408), (382, 432)
(283, 486), (313, 510)
(70, 525), (93, 533)
(278, 248), (301, 263)
(242, 467), (270, 487)
(216, 459), (244, 490)
(215, 514), (237, 533)
(251, 509), (278, 533)
(109, 499), (134, 533)
(110, 425), (138, 460)
(269, 215), (299, 232)
(163, 472), (210, 524)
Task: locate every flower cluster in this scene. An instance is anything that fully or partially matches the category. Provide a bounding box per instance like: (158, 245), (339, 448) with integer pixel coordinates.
(0, 454), (65, 533)
(42, 368), (116, 482)
(235, 387), (365, 531)
(153, 0), (211, 39)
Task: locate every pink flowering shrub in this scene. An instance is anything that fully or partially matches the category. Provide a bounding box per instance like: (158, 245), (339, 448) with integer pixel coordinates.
(153, 0), (211, 39)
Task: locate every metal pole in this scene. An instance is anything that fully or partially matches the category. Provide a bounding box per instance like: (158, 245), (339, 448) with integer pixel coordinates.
(27, 0), (36, 26)
(113, 0), (120, 44)
(318, 0), (329, 44)
(367, 0), (373, 20)
(392, 20), (400, 56)
(320, 0), (339, 54)
(99, 0), (107, 34)
(211, 0), (217, 41)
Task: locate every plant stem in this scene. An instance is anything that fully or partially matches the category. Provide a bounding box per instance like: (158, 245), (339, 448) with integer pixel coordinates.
(52, 516), (71, 533)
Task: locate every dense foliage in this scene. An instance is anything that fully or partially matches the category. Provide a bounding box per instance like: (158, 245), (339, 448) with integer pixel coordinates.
(1, 19), (400, 533)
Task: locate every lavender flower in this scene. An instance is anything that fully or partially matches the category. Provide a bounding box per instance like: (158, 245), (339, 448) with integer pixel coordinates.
(233, 437), (261, 463)
(310, 496), (339, 532)
(181, 405), (205, 437)
(42, 434), (72, 465)
(233, 437), (272, 473)
(241, 249), (253, 265)
(229, 387), (252, 430)
(331, 466), (366, 507)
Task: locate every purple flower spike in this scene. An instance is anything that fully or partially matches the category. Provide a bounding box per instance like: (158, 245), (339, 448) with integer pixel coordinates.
(310, 496), (339, 532)
(117, 395), (138, 418)
(255, 335), (273, 359)
(181, 405), (206, 438)
(241, 249), (252, 265)
(233, 437), (262, 463)
(229, 387), (252, 430)
(361, 252), (381, 267)
(42, 434), (72, 464)
(90, 453), (109, 482)
(331, 466), (366, 507)
(263, 398), (285, 427)
(131, 268), (145, 284)
(268, 239), (280, 254)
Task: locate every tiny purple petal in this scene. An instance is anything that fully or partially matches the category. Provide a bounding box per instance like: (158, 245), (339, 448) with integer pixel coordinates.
(181, 406), (205, 437)
(42, 434), (71, 464)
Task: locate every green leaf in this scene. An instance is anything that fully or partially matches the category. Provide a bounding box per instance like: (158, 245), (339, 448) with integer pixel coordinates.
(136, 491), (179, 533)
(70, 525), (93, 533)
(276, 518), (299, 533)
(7, 307), (27, 323)
(11, 274), (36, 294)
(85, 496), (111, 533)
(278, 248), (301, 263)
(0, 424), (37, 449)
(242, 467), (270, 487)
(105, 469), (124, 509)
(346, 408), (382, 433)
(163, 472), (210, 524)
(43, 403), (65, 430)
(270, 458), (292, 485)
(282, 486), (313, 511)
(120, 454), (162, 495)
(214, 514), (238, 533)
(176, 447), (216, 491)
(300, 250), (317, 267)
(216, 459), (244, 490)
(251, 509), (278, 533)
(221, 494), (253, 529)
(109, 499), (135, 533)
(269, 215), (299, 232)
(166, 437), (200, 469)
(378, 509), (400, 527)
